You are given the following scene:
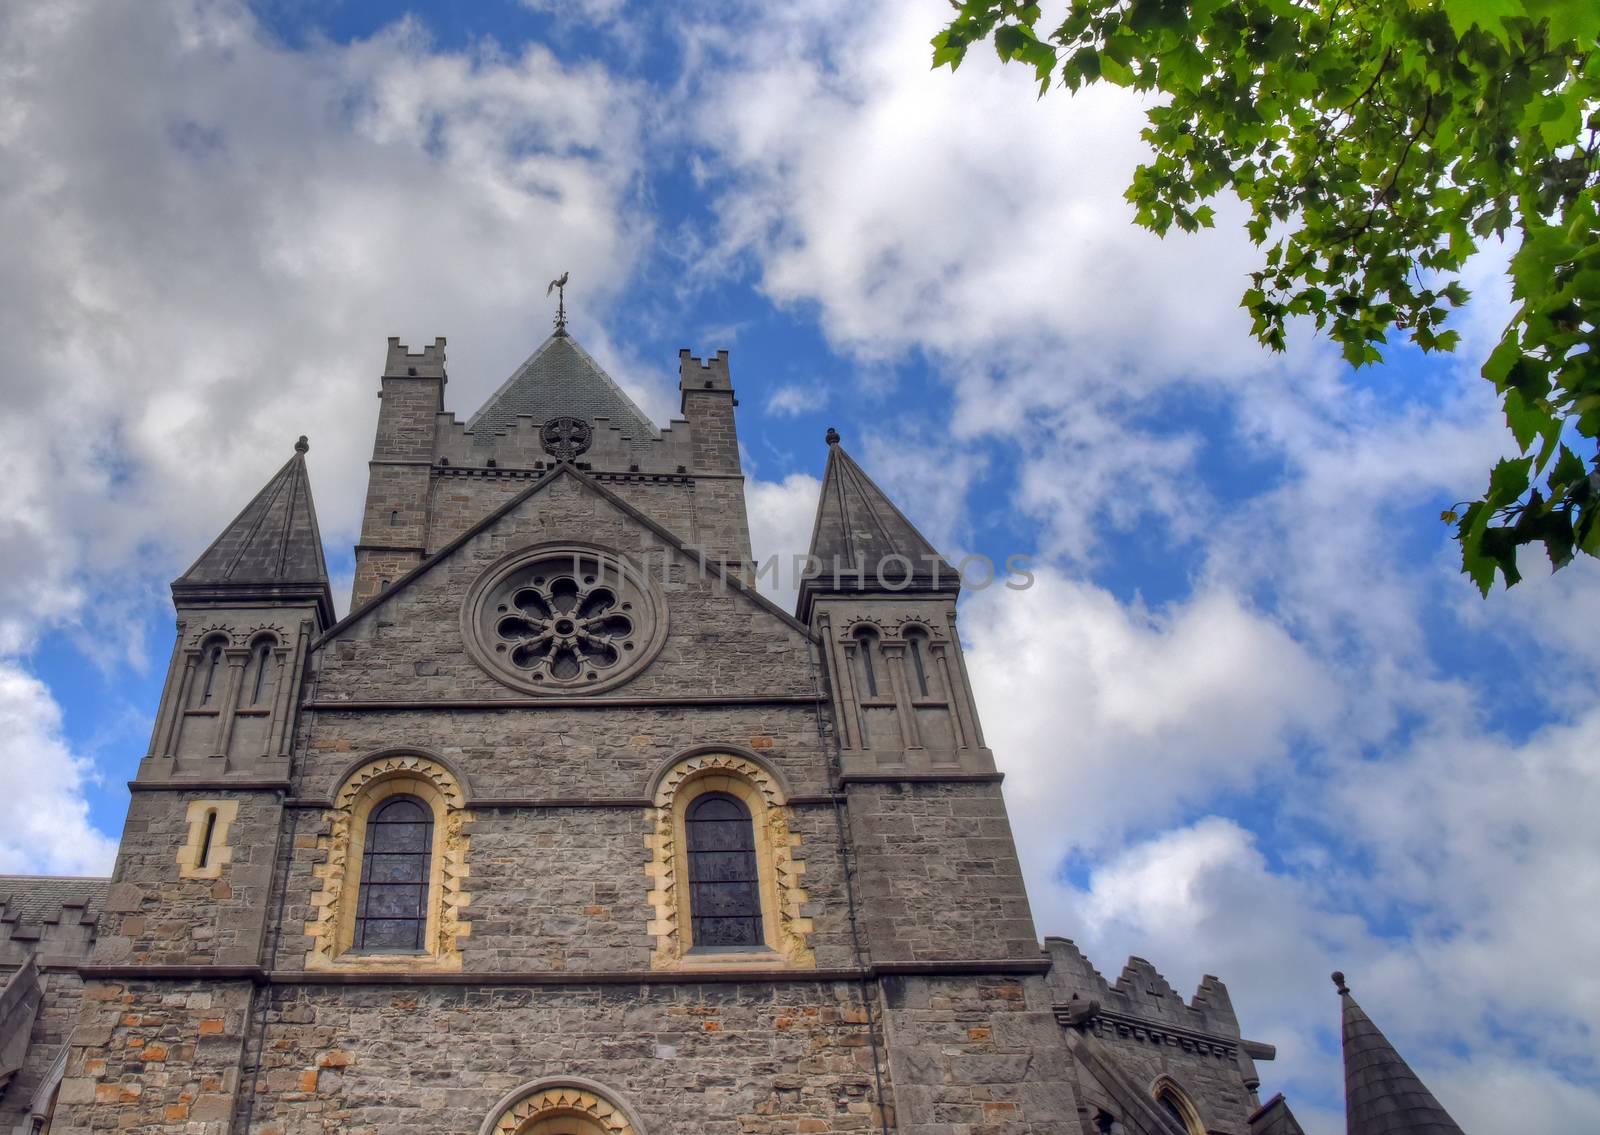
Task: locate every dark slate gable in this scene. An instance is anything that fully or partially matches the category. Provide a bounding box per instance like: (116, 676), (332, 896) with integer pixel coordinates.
(466, 331), (659, 450)
(798, 432), (959, 621)
(172, 439), (334, 627)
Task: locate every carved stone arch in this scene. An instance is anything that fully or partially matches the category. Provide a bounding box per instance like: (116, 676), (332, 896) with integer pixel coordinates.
(305, 752), (473, 971)
(478, 1077), (647, 1135)
(243, 623), (286, 648)
(1150, 1074), (1206, 1135)
(643, 743), (793, 805)
(323, 746), (475, 807)
(645, 750), (814, 970)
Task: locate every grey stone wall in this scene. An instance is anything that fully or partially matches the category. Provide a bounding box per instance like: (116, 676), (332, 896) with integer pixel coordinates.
(879, 974), (1078, 1135)
(50, 979), (254, 1135)
(95, 791), (283, 970)
(241, 980), (890, 1135)
(846, 783), (1040, 963)
(0, 970), (84, 1132)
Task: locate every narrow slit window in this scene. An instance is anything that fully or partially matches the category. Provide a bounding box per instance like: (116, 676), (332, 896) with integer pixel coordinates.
(199, 645), (223, 705)
(853, 627), (879, 698)
(389, 509), (400, 526)
(354, 795), (433, 953)
(250, 643), (274, 705)
(686, 792), (762, 948)
(906, 629), (931, 697)
(196, 809), (218, 869)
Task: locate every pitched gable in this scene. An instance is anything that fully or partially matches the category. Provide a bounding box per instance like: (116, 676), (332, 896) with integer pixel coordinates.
(314, 465), (816, 704)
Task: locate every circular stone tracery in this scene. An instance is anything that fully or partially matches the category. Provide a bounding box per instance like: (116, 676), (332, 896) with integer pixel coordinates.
(464, 545), (666, 695)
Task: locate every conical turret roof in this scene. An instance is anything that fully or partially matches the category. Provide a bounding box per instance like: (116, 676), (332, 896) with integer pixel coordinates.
(173, 437), (334, 627)
(465, 331), (658, 448)
(1333, 972), (1466, 1135)
(797, 429), (958, 621)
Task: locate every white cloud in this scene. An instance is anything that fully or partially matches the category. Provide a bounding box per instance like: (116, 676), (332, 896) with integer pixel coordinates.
(0, 0), (647, 882)
(690, 0), (1272, 383)
(745, 471), (821, 610)
(965, 570), (1337, 870)
(0, 0), (648, 656)
(0, 662), (118, 875)
(766, 383), (814, 417)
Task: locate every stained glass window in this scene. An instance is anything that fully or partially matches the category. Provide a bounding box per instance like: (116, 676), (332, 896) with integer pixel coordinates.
(354, 795), (433, 952)
(686, 792), (762, 948)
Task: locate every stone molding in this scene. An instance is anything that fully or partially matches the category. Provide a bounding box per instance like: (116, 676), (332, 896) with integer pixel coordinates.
(174, 799), (239, 880)
(480, 1078), (646, 1135)
(646, 752), (815, 971)
(301, 693), (826, 711)
(304, 754), (473, 972)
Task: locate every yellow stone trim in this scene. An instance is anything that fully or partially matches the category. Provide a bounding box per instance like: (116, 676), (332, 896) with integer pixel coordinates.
(1151, 1075), (1206, 1135)
(647, 753), (814, 970)
(305, 755), (472, 971)
(175, 800), (239, 880)
(491, 1087), (634, 1135)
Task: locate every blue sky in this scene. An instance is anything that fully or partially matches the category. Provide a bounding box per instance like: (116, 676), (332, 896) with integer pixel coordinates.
(1, 2), (1597, 1132)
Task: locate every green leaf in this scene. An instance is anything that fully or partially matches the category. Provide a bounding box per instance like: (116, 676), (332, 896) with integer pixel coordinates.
(1440, 0), (1526, 42)
(1524, 0), (1600, 44)
(1488, 456), (1535, 506)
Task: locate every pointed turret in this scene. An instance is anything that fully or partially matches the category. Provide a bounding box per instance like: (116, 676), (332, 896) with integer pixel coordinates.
(801, 428), (993, 782)
(1333, 972), (1466, 1135)
(797, 428), (957, 623)
(173, 436), (334, 629)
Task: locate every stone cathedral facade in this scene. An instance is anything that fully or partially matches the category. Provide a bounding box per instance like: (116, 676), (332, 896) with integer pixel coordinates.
(2, 327), (1331, 1135)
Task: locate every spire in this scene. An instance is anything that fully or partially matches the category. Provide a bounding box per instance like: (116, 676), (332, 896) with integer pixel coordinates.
(797, 429), (958, 622)
(1333, 972), (1466, 1135)
(173, 438), (334, 628)
(465, 331), (658, 450)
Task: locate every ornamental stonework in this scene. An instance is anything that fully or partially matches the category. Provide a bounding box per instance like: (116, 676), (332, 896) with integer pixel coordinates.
(645, 752), (815, 970)
(304, 754), (473, 971)
(489, 1084), (636, 1135)
(462, 544), (668, 695)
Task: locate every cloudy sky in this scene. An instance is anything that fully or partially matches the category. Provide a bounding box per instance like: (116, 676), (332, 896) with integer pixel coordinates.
(2, 1), (1597, 1130)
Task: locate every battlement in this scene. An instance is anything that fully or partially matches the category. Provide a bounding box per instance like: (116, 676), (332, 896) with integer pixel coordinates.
(0, 877), (108, 966)
(1045, 937), (1241, 1038)
(678, 348), (732, 391)
(384, 336), (449, 380)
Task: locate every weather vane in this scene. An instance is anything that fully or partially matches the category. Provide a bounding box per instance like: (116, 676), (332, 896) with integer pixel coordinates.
(547, 270), (569, 334)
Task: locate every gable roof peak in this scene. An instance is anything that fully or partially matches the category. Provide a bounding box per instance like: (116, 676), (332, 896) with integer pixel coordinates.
(173, 439), (334, 628)
(1333, 972), (1466, 1135)
(465, 330), (658, 450)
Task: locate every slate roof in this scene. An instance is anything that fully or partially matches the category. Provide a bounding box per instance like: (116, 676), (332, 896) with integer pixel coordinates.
(1335, 973), (1465, 1135)
(172, 440), (334, 627)
(797, 431), (958, 621)
(0, 875), (109, 927)
(466, 331), (658, 448)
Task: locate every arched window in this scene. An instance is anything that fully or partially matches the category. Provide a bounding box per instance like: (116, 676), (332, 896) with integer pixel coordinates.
(1152, 1077), (1204, 1135)
(852, 626), (880, 697)
(354, 794), (433, 953)
(306, 754), (472, 971)
(905, 626), (933, 697)
(246, 637), (276, 706)
(686, 792), (761, 947)
(194, 636), (227, 707)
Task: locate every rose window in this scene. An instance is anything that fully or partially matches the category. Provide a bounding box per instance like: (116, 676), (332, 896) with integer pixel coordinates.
(463, 546), (667, 695)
